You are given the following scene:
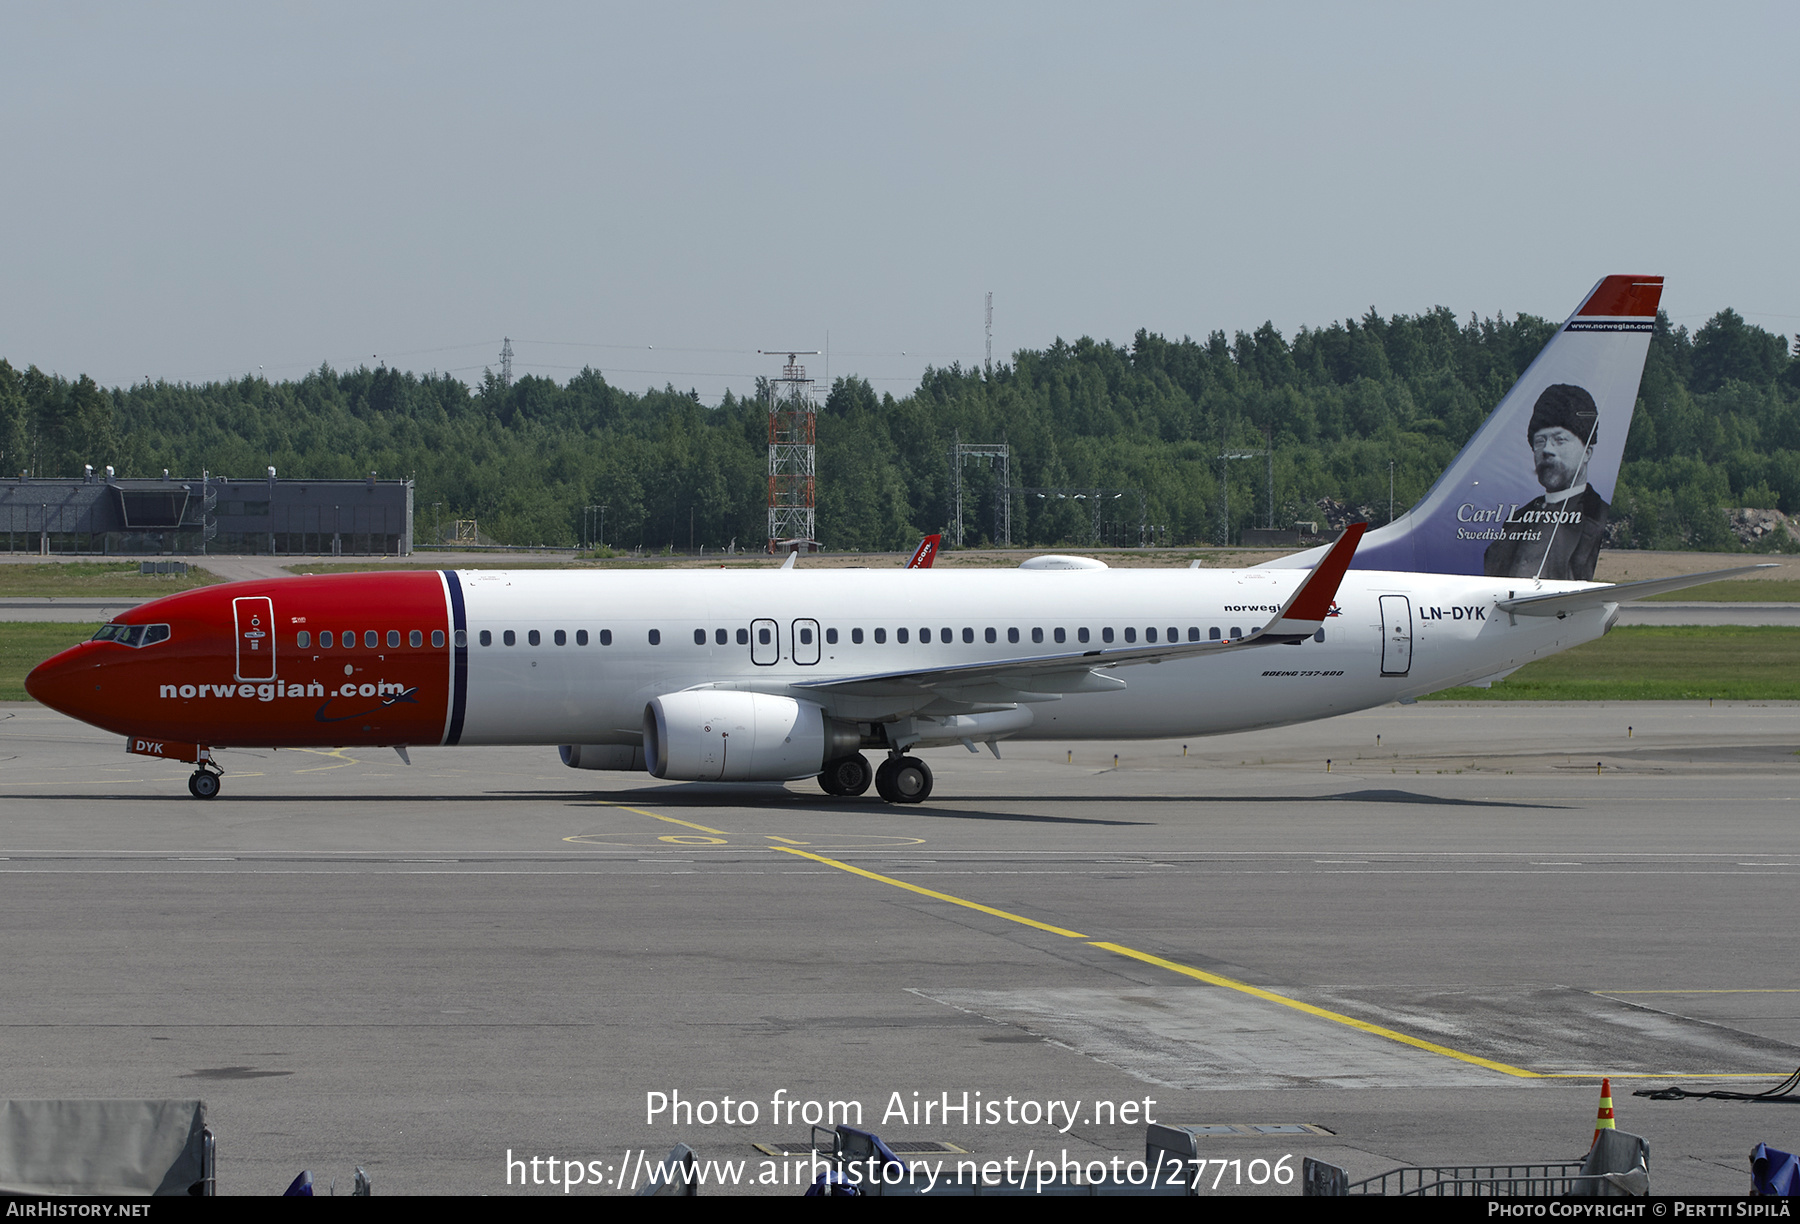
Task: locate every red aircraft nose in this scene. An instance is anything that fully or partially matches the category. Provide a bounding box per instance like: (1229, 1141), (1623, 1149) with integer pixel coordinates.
(25, 644), (102, 722)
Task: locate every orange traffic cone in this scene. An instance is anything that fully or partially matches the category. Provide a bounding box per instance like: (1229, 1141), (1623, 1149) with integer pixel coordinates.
(1592, 1077), (1615, 1148)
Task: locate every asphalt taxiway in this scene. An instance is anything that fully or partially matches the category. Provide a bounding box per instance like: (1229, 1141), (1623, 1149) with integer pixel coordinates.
(0, 699), (1795, 1195)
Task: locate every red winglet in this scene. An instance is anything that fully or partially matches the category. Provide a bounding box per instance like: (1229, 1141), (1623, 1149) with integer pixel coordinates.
(1576, 276), (1663, 318)
(1281, 522), (1366, 623)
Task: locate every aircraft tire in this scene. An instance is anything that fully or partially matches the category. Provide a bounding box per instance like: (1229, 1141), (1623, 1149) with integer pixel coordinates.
(818, 754), (873, 798)
(886, 756), (932, 804)
(188, 771), (220, 800)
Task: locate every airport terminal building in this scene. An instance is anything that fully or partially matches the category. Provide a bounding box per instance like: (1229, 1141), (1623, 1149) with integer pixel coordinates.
(0, 471), (413, 556)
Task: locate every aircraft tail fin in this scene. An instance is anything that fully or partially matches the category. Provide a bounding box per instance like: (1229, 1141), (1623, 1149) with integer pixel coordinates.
(1272, 276), (1663, 581)
(906, 534), (942, 568)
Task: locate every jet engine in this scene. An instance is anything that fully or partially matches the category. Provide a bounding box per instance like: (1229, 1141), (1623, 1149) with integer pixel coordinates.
(559, 744), (646, 771)
(643, 691), (860, 781)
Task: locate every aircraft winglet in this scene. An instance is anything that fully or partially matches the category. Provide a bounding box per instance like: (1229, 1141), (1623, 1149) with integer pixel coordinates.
(1255, 523), (1365, 641)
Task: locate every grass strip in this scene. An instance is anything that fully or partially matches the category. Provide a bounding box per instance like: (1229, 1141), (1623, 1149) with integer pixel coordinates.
(1424, 625), (1800, 701)
(1641, 578), (1800, 602)
(0, 622), (103, 701)
(0, 562), (220, 598)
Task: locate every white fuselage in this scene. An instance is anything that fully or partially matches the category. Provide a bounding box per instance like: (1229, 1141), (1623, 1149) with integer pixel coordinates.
(450, 567), (1613, 747)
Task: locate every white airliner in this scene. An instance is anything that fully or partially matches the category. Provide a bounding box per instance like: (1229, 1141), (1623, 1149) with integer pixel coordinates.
(26, 276), (1765, 801)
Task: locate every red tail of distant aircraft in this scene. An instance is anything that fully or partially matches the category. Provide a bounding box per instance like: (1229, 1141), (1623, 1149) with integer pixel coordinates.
(906, 534), (941, 568)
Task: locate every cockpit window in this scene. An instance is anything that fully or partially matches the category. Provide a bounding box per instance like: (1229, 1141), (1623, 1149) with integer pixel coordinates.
(91, 623), (171, 648)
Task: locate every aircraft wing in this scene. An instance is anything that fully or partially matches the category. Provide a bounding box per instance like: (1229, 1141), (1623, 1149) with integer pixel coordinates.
(1494, 564), (1779, 618)
(791, 524), (1365, 703)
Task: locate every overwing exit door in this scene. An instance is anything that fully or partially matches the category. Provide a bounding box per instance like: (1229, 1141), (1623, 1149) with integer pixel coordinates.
(750, 619), (779, 666)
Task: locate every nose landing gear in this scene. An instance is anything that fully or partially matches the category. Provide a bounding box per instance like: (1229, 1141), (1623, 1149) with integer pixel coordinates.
(187, 764), (222, 799)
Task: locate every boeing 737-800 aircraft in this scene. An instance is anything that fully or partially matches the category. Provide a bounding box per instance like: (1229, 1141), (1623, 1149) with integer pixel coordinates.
(26, 276), (1764, 802)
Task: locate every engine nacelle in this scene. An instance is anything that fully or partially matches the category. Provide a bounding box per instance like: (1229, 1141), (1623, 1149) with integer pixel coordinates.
(559, 744), (646, 771)
(643, 691), (860, 781)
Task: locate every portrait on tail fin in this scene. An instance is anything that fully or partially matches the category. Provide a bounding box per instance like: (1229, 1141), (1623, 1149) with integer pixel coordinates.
(1482, 384), (1608, 582)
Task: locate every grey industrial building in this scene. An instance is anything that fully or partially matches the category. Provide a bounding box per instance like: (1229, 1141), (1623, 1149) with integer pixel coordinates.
(0, 470), (413, 556)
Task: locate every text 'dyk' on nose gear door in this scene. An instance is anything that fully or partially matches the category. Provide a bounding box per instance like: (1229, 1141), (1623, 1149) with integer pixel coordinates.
(1380, 594), (1413, 677)
(750, 618), (779, 666)
(234, 596), (277, 681)
(792, 619), (820, 665)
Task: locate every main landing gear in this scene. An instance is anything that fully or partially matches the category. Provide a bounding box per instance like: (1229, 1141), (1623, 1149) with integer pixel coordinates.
(817, 753), (874, 797)
(874, 754), (932, 804)
(187, 764), (222, 800)
(816, 751), (933, 803)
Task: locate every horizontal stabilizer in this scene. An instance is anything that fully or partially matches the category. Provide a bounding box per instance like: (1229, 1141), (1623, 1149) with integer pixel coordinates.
(1495, 564), (1779, 618)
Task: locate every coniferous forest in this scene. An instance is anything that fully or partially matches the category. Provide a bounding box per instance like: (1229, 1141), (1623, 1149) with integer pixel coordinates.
(2, 306), (1795, 553)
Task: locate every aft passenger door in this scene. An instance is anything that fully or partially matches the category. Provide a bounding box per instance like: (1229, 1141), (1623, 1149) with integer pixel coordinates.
(792, 619), (820, 666)
(1379, 595), (1412, 677)
(750, 618), (779, 666)
(234, 596), (277, 681)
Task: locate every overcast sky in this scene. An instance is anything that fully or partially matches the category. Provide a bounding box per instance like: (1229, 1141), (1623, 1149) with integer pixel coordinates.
(4, 2), (1794, 400)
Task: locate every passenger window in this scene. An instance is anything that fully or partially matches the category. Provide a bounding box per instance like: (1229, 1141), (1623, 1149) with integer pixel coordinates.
(758, 627), (771, 646)
(1125, 627), (1137, 643)
(503, 630), (516, 646)
(852, 628), (864, 644)
(1168, 627), (1178, 643)
(364, 630), (378, 649)
(1078, 628), (1090, 643)
(410, 629), (423, 647)
(826, 628), (838, 645)
(874, 628), (886, 644)
(897, 628), (910, 644)
(1102, 628), (1114, 643)
(736, 628), (749, 645)
(1145, 627), (1156, 643)
(479, 630), (492, 646)
(1053, 627), (1066, 644)
(1210, 627), (1221, 640)
(454, 630), (466, 648)
(528, 629), (540, 646)
(1031, 628), (1043, 644)
(575, 630), (587, 646)
(320, 631), (333, 648)
(1007, 628), (1019, 644)
(1188, 627), (1200, 642)
(649, 629), (661, 645)
(434, 630), (446, 647)
(985, 627), (996, 644)
(1231, 626), (1243, 639)
(384, 630), (398, 648)
(800, 627), (814, 645)
(554, 629), (566, 646)
(694, 629), (706, 645)
(600, 630), (613, 646)
(940, 627), (951, 643)
(297, 631), (311, 648)
(962, 627), (974, 644)
(716, 628), (728, 645)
